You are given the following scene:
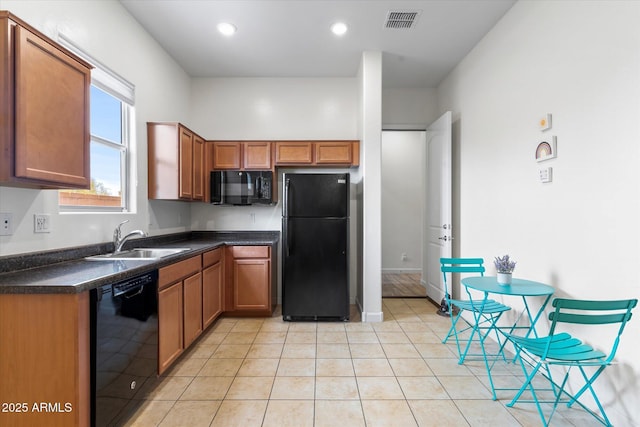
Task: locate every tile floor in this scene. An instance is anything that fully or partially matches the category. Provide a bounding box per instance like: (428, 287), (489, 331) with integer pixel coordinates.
(121, 298), (601, 427)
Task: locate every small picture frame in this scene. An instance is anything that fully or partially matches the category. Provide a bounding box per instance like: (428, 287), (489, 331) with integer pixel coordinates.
(538, 113), (552, 131)
(535, 136), (557, 162)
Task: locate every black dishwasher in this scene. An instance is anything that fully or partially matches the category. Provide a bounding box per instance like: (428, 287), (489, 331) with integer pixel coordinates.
(90, 270), (158, 427)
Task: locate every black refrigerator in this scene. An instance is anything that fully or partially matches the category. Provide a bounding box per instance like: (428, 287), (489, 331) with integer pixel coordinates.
(282, 173), (350, 321)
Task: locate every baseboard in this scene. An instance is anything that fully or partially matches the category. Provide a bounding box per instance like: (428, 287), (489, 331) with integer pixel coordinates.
(361, 311), (384, 322)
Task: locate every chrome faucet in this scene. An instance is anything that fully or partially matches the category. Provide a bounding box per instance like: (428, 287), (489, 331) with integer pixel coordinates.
(113, 220), (146, 253)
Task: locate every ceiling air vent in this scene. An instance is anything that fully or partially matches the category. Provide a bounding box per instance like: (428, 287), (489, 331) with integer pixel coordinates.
(384, 10), (421, 29)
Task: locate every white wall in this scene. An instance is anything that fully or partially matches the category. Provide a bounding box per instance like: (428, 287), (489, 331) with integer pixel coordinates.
(0, 0), (192, 255)
(359, 51), (383, 322)
(381, 131), (425, 273)
(382, 87), (438, 128)
(438, 1), (640, 424)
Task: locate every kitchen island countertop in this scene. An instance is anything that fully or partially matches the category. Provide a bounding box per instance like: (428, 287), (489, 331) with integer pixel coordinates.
(0, 231), (279, 294)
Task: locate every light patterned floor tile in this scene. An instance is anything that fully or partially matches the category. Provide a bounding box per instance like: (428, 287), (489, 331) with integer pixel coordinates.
(397, 376), (449, 399)
(276, 358), (315, 376)
(157, 400), (220, 427)
(317, 343), (351, 358)
(315, 376), (359, 399)
(315, 358), (355, 376)
(315, 400), (365, 427)
(198, 358), (243, 376)
(262, 400), (314, 427)
(357, 377), (404, 399)
(225, 376), (274, 399)
(210, 400), (268, 427)
(454, 399), (521, 426)
(361, 400), (418, 427)
(352, 358), (394, 376)
(408, 400), (470, 427)
(270, 376), (315, 399)
(387, 358), (433, 377)
(180, 376), (233, 400)
(236, 358), (280, 377)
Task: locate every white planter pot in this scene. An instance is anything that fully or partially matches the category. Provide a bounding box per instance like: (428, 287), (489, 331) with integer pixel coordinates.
(497, 272), (512, 285)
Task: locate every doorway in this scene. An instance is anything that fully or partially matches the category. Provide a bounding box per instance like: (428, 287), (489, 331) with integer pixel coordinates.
(381, 130), (427, 298)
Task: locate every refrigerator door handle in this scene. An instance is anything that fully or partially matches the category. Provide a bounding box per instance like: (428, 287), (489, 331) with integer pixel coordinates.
(284, 178), (291, 218)
(284, 178), (291, 257)
(286, 219), (292, 257)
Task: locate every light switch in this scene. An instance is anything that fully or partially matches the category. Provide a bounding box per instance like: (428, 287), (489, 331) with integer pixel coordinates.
(539, 167), (552, 183)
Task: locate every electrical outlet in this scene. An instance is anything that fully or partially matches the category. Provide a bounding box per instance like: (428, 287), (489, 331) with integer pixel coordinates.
(401, 252), (408, 261)
(34, 214), (51, 233)
(0, 212), (12, 236)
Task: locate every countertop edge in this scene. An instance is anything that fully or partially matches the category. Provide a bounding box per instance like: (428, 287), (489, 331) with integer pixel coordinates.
(0, 231), (280, 294)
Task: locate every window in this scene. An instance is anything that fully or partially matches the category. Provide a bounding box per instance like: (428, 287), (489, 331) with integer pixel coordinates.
(57, 35), (135, 211)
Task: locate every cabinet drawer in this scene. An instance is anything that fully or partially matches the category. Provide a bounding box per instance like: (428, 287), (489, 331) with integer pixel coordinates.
(159, 255), (201, 289)
(231, 245), (270, 259)
(203, 247), (223, 267)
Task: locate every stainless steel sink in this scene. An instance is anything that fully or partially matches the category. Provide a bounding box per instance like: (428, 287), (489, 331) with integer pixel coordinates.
(85, 247), (191, 261)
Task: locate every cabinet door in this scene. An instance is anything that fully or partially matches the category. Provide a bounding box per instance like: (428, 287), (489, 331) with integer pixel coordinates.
(192, 134), (205, 200)
(213, 142), (241, 169)
(14, 25), (90, 188)
(233, 259), (270, 310)
(314, 141), (353, 164)
(158, 281), (183, 375)
(244, 142), (271, 169)
(179, 127), (193, 199)
(275, 142), (313, 165)
(183, 272), (203, 348)
(202, 260), (223, 328)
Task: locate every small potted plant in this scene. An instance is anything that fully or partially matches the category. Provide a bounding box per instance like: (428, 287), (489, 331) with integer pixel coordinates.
(494, 254), (516, 285)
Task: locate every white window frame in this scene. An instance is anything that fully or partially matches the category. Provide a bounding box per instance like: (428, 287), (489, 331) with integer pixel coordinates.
(57, 34), (135, 213)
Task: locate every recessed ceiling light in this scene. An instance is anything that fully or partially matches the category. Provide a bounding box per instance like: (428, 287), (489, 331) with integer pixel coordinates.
(217, 22), (236, 36)
(331, 22), (348, 36)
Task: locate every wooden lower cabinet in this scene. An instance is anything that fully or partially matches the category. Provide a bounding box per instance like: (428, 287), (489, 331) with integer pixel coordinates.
(0, 292), (90, 427)
(157, 255), (200, 374)
(234, 258), (270, 310)
(158, 281), (183, 375)
(225, 245), (275, 316)
(202, 248), (224, 329)
(182, 272), (203, 348)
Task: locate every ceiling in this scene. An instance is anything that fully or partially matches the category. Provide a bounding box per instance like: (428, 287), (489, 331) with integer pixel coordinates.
(119, 0), (516, 88)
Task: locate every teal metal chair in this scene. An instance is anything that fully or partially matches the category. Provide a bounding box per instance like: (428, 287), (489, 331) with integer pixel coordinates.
(439, 258), (511, 363)
(503, 297), (637, 426)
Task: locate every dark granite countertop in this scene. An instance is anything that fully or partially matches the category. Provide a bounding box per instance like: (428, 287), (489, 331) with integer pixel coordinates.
(0, 231), (279, 294)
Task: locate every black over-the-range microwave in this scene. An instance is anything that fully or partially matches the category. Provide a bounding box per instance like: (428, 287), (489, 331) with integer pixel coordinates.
(210, 170), (274, 205)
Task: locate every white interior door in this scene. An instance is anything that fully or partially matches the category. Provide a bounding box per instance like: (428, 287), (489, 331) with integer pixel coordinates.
(424, 111), (452, 302)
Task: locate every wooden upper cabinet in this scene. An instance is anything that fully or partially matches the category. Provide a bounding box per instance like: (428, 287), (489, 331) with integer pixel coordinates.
(315, 141), (359, 165)
(275, 141), (359, 166)
(212, 142), (241, 169)
(212, 141), (272, 170)
(244, 142), (271, 169)
(178, 127), (194, 199)
(148, 122), (205, 201)
(0, 12), (92, 189)
(192, 134), (205, 200)
(275, 142), (313, 165)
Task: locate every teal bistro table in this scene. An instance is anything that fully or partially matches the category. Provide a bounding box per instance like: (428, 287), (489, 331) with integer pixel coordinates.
(460, 276), (555, 400)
